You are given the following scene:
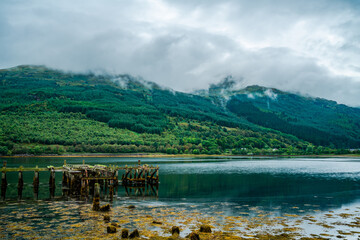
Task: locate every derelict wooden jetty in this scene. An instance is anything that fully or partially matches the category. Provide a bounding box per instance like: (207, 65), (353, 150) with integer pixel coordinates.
(1, 160), (159, 201)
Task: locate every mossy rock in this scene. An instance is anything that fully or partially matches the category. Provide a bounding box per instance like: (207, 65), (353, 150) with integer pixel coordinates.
(188, 232), (200, 240)
(121, 228), (129, 238)
(152, 220), (163, 224)
(199, 225), (211, 233)
(107, 226), (117, 234)
(171, 226), (180, 235)
(129, 229), (139, 238)
(111, 222), (120, 227)
(104, 215), (110, 222)
(100, 204), (110, 212)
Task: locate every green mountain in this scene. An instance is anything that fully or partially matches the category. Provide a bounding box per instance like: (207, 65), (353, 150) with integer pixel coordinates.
(0, 65), (359, 156)
(203, 79), (360, 148)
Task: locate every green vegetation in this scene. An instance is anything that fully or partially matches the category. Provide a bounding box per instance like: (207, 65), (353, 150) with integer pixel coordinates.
(225, 85), (360, 148)
(0, 65), (359, 156)
(227, 100), (359, 148)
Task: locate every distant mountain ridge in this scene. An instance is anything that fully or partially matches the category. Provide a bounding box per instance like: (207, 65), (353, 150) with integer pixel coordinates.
(202, 78), (360, 148)
(0, 65), (359, 155)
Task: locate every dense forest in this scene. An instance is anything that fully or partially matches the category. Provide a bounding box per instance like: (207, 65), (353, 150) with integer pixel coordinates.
(0, 65), (359, 156)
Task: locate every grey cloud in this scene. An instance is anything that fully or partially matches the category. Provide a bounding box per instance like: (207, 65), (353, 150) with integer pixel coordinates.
(0, 0), (360, 106)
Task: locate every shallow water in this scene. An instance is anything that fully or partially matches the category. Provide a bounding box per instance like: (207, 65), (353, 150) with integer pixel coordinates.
(1, 156), (360, 239)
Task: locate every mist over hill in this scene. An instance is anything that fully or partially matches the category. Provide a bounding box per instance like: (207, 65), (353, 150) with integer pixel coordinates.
(0, 65), (359, 156)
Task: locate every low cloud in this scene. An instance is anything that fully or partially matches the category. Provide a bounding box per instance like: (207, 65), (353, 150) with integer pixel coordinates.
(0, 0), (360, 106)
(264, 89), (278, 100)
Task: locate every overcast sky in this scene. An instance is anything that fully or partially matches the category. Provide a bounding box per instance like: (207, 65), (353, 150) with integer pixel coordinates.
(1, 0), (360, 106)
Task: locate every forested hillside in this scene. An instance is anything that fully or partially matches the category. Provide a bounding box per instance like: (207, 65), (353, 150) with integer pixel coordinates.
(0, 65), (359, 156)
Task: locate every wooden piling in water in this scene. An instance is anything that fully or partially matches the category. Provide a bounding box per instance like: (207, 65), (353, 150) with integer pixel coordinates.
(62, 171), (69, 196)
(93, 183), (100, 211)
(80, 179), (86, 198)
(33, 170), (39, 200)
(109, 181), (114, 201)
(49, 169), (55, 198)
(69, 174), (75, 195)
(18, 171), (24, 200)
(1, 161), (159, 200)
(105, 179), (108, 197)
(1, 171), (7, 200)
(114, 170), (118, 187)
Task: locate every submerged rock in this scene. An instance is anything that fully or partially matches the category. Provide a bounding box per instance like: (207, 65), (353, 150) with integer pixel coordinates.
(121, 228), (129, 238)
(256, 233), (294, 240)
(199, 225), (211, 233)
(100, 204), (110, 212)
(188, 232), (200, 240)
(129, 229), (139, 238)
(171, 226), (180, 235)
(152, 220), (162, 224)
(111, 222), (119, 227)
(93, 200), (100, 211)
(104, 215), (110, 222)
(127, 205), (136, 209)
(107, 226), (116, 233)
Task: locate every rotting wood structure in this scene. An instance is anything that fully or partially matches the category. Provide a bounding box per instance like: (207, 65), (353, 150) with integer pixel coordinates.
(1, 160), (159, 201)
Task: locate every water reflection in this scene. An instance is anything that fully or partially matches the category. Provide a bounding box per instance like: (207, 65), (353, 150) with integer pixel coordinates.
(1, 156), (360, 212)
(1, 157), (360, 239)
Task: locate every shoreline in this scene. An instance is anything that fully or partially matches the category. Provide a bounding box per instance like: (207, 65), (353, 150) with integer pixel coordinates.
(1, 153), (360, 158)
(1, 198), (359, 240)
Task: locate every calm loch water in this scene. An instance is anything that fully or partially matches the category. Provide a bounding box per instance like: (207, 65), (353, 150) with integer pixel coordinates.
(1, 156), (360, 239)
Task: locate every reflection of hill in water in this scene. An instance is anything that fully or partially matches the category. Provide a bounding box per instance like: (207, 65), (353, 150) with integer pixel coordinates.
(159, 173), (360, 212)
(1, 156), (360, 214)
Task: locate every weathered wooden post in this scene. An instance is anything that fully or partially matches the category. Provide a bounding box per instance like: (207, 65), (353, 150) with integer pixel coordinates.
(156, 166), (159, 183)
(85, 179), (89, 197)
(80, 179), (86, 199)
(124, 169), (130, 185)
(105, 178), (108, 198)
(1, 171), (7, 201)
(114, 170), (118, 187)
(1, 161), (7, 201)
(93, 183), (100, 211)
(62, 171), (68, 196)
(49, 168), (55, 198)
(33, 168), (39, 200)
(84, 169), (89, 198)
(109, 179), (114, 201)
(138, 187), (143, 196)
(18, 170), (24, 200)
(149, 169), (156, 185)
(100, 179), (104, 198)
(69, 174), (74, 196)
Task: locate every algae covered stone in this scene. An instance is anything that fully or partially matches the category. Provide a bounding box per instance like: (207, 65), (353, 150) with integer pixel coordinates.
(107, 225), (116, 233)
(104, 215), (110, 222)
(199, 225), (211, 233)
(171, 226), (180, 235)
(189, 232), (200, 240)
(100, 204), (110, 212)
(121, 228), (129, 238)
(129, 229), (139, 238)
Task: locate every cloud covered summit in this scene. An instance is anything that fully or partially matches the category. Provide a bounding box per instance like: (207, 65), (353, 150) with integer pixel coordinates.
(1, 0), (360, 106)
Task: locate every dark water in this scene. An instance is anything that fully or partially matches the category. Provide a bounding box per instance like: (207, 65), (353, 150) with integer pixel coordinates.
(1, 157), (360, 208)
(1, 156), (360, 239)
